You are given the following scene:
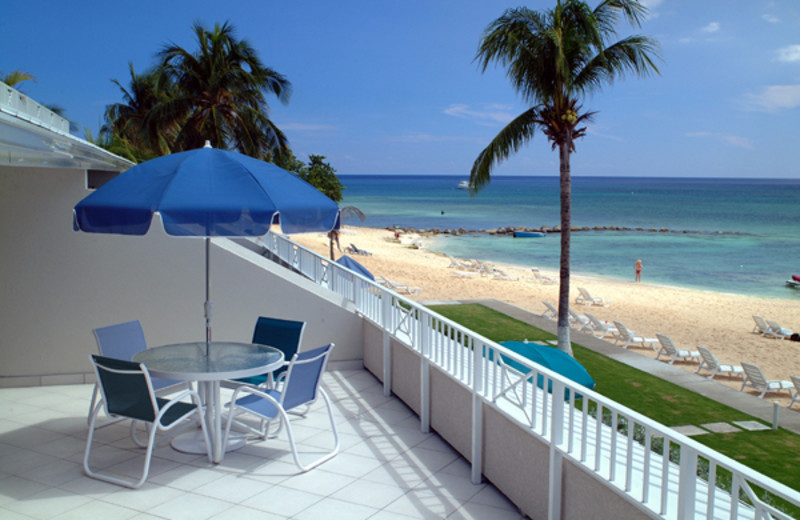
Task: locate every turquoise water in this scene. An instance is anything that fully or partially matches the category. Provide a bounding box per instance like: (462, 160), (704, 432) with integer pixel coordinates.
(338, 175), (800, 300)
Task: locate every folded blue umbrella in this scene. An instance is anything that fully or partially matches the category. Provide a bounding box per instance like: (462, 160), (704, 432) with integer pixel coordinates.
(496, 340), (595, 399)
(336, 255), (374, 281)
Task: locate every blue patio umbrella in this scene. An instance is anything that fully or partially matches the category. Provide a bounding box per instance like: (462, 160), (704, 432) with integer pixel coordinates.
(73, 142), (340, 342)
(335, 255), (374, 281)
(498, 340), (595, 399)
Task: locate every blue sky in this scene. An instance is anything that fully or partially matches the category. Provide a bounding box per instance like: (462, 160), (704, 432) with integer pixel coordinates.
(3, 0), (799, 178)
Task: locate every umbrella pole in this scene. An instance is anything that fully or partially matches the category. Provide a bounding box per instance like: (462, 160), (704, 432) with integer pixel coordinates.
(205, 237), (212, 353)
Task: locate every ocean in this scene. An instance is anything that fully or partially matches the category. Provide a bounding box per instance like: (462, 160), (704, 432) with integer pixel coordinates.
(337, 175), (800, 300)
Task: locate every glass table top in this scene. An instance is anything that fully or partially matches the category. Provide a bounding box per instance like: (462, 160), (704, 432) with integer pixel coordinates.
(133, 341), (284, 381)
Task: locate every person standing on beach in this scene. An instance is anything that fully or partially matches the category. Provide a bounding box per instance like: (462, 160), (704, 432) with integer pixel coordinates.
(634, 259), (643, 283)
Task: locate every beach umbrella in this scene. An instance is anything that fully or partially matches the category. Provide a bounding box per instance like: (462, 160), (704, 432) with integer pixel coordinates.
(73, 142), (340, 343)
(336, 255), (374, 281)
(498, 340), (595, 398)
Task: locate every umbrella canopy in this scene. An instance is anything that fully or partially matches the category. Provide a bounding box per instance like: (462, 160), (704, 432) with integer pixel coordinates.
(74, 144), (340, 236)
(498, 340), (595, 397)
(335, 255), (374, 281)
(73, 143), (340, 342)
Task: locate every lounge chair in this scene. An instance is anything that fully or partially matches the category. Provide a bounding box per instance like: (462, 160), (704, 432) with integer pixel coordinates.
(375, 275), (422, 295)
(492, 268), (518, 281)
(575, 287), (610, 307)
(347, 243), (372, 256)
(765, 319), (793, 340)
(579, 312), (618, 339)
(740, 362), (794, 398)
(752, 315), (769, 335)
(788, 375), (800, 409)
(655, 334), (700, 365)
(541, 301), (558, 320)
(223, 344), (339, 472)
(531, 267), (557, 285)
(567, 308), (590, 329)
(613, 321), (657, 350)
(695, 345), (744, 380)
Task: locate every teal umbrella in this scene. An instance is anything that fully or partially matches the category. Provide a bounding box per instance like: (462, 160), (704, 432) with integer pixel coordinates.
(497, 340), (595, 399)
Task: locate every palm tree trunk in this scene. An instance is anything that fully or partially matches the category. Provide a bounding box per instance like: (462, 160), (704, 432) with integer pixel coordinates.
(557, 139), (574, 357)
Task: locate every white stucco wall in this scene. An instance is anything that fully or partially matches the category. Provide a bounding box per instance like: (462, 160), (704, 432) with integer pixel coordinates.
(0, 165), (363, 385)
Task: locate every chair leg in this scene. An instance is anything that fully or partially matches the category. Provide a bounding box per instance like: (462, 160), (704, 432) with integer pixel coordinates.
(83, 404), (158, 489)
(283, 388), (340, 472)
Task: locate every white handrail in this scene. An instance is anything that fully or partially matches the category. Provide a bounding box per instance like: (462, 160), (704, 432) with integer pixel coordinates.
(259, 231), (800, 519)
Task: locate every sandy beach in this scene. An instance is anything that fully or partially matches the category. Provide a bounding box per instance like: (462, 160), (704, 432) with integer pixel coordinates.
(293, 226), (800, 407)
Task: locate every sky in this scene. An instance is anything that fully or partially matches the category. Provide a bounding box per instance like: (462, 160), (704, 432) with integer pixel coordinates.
(2, 0), (800, 178)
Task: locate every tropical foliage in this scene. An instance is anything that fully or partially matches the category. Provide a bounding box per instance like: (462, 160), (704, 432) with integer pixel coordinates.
(470, 0), (659, 355)
(102, 21), (291, 161)
(1, 70), (36, 89)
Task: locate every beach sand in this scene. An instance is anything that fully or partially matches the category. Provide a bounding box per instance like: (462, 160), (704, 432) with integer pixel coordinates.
(293, 226), (800, 407)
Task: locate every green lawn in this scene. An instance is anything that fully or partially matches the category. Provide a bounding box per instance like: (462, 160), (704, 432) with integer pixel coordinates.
(430, 303), (800, 496)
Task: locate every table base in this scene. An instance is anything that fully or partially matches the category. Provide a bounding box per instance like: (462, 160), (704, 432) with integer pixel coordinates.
(171, 430), (247, 456)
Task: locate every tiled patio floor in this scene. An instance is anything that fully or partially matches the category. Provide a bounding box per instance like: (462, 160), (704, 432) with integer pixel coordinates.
(0, 368), (526, 519)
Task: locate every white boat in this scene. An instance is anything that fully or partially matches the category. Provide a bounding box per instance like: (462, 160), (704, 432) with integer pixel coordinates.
(787, 275), (800, 288)
(457, 180), (470, 189)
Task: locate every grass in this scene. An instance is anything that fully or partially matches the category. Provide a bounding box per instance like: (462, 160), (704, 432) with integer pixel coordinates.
(430, 303), (800, 496)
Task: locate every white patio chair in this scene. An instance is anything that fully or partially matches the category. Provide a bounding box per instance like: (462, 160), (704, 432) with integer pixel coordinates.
(765, 319), (793, 340)
(655, 334), (700, 365)
(613, 321), (657, 350)
(580, 312), (618, 339)
(575, 287), (610, 307)
(84, 355), (210, 488)
(531, 267), (557, 285)
(752, 315), (769, 335)
(740, 362), (794, 398)
(788, 375), (800, 409)
(223, 343), (339, 472)
(541, 301), (558, 320)
(695, 345), (744, 380)
(568, 308), (590, 329)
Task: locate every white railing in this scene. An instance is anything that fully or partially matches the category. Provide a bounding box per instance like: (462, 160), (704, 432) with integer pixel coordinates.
(259, 231), (800, 519)
(0, 81), (71, 135)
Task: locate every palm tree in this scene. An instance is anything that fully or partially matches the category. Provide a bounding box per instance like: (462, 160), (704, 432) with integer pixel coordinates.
(103, 63), (175, 160)
(470, 0), (659, 355)
(1, 70), (36, 89)
(155, 21), (292, 159)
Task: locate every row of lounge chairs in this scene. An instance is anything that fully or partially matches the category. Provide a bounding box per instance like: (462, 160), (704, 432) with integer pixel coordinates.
(542, 302), (800, 408)
(375, 275), (422, 295)
(752, 315), (794, 340)
(446, 256), (518, 281)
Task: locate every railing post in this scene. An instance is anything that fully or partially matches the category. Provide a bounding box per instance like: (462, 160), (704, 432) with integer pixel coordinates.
(420, 313), (430, 433)
(382, 293), (393, 398)
(677, 445), (697, 519)
(548, 379), (565, 520)
(471, 340), (484, 484)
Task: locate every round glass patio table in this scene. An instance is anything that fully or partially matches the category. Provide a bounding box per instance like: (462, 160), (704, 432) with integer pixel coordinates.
(134, 342), (284, 463)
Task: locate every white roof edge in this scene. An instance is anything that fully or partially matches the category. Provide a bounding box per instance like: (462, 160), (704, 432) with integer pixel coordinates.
(0, 81), (134, 171)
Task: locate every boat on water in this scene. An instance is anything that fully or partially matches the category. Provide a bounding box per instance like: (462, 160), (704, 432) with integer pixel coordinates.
(787, 274), (800, 288)
(457, 180), (471, 190)
(513, 230), (547, 238)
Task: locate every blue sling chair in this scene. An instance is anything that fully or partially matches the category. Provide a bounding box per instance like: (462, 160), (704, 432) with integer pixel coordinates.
(83, 355), (211, 488)
(223, 343), (339, 472)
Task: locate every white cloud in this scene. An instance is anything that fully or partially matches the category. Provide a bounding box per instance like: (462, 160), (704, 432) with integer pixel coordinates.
(443, 103), (514, 125)
(762, 13), (780, 23)
(722, 135), (755, 150)
(742, 85), (800, 111)
(684, 132), (754, 149)
(701, 22), (720, 33)
(638, 0), (663, 19)
(775, 44), (800, 63)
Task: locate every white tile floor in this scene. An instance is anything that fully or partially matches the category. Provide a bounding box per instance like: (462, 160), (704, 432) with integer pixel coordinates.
(0, 368), (527, 519)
